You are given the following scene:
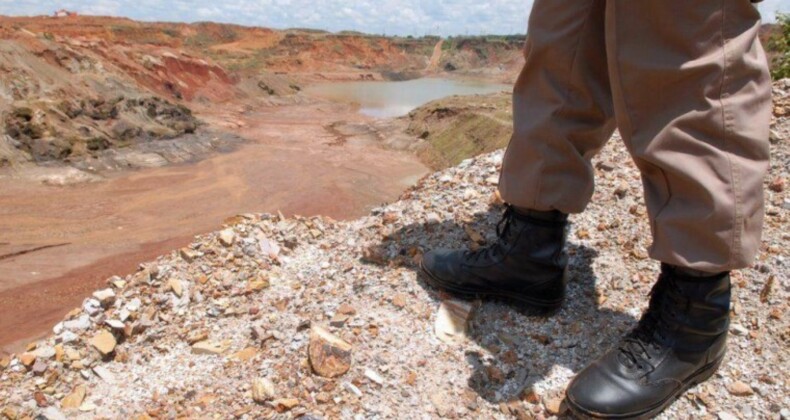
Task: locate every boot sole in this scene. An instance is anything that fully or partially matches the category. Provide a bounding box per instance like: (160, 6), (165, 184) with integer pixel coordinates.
(419, 261), (563, 312)
(565, 355), (725, 420)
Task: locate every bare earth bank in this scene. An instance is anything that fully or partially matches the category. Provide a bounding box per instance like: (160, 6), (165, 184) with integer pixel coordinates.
(0, 101), (429, 354)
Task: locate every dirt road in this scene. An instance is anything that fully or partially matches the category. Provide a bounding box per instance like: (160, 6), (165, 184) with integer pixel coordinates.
(0, 101), (428, 354)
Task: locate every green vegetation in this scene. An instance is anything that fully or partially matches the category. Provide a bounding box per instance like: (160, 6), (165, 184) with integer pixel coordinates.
(769, 13), (790, 79)
(162, 28), (180, 38)
(184, 24), (239, 48)
(407, 93), (513, 169)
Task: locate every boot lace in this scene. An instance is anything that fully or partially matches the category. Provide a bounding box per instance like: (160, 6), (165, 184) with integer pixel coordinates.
(618, 274), (684, 371)
(463, 206), (517, 263)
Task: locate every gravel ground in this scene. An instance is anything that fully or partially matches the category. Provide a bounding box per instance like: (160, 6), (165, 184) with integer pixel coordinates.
(0, 85), (788, 420)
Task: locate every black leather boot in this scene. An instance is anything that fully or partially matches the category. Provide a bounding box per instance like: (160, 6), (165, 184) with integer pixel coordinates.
(420, 205), (568, 309)
(565, 264), (731, 419)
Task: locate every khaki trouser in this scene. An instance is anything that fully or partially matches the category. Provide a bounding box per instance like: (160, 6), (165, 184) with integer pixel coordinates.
(498, 0), (771, 272)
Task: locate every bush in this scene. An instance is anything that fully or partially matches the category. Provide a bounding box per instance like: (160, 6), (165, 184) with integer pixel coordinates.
(769, 13), (790, 79)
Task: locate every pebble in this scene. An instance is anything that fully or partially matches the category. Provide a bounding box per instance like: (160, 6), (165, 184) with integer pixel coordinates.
(740, 403), (753, 418)
(125, 298), (141, 312)
(82, 299), (102, 316)
(61, 385), (87, 409)
(343, 382), (363, 397)
(19, 352), (36, 367)
(218, 229), (236, 246)
(34, 346), (56, 360)
(727, 381), (754, 396)
(105, 319), (125, 330)
(90, 330), (117, 355)
(42, 407), (67, 420)
(544, 397), (567, 415)
(252, 377), (276, 403)
(718, 411), (739, 420)
(180, 248), (199, 262)
(168, 278), (184, 297)
(92, 289), (116, 307)
(730, 324), (749, 336)
(434, 299), (478, 345)
(364, 368), (385, 385)
(192, 340), (230, 355)
(92, 366), (115, 382)
(32, 359), (48, 375)
(63, 315), (91, 331)
(60, 330), (79, 344)
(272, 398), (299, 412)
(430, 392), (452, 417)
(308, 325), (352, 378)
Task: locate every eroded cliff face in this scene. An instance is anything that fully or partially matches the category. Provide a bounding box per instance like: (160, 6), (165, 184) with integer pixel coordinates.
(0, 15), (525, 167)
(0, 17), (239, 166)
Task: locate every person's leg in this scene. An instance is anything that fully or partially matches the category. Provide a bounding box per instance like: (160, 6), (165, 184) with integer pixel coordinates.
(498, 0), (616, 213)
(421, 0), (613, 308)
(566, 1), (771, 417)
(607, 0), (771, 273)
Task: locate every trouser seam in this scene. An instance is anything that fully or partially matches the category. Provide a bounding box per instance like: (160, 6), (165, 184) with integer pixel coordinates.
(719, 0), (741, 270)
(606, 2), (672, 238)
(536, 0), (597, 210)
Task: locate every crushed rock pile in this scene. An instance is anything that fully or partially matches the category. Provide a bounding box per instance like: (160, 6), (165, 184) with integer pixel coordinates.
(1, 93), (789, 420)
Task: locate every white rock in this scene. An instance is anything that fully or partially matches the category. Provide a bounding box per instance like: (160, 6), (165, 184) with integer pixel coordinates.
(718, 411), (739, 420)
(343, 381), (363, 397)
(730, 324), (749, 336)
(258, 235), (281, 259)
(462, 189), (478, 200)
(92, 366), (116, 382)
(125, 298), (142, 312)
(64, 315), (91, 331)
(82, 299), (102, 316)
(364, 368), (385, 385)
(105, 319), (125, 330)
(118, 309), (131, 322)
(92, 288), (116, 307)
(218, 229), (236, 247)
(79, 402), (97, 412)
(34, 346), (56, 360)
(251, 377), (276, 403)
(42, 407), (67, 420)
(425, 213), (441, 224)
(435, 299), (478, 345)
(60, 331), (79, 344)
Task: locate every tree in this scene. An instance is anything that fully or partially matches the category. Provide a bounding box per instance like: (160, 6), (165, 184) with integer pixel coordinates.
(769, 13), (790, 79)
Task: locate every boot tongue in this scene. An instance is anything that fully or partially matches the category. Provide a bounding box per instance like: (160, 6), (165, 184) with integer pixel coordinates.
(463, 207), (517, 263)
(618, 314), (661, 371)
(617, 276), (677, 370)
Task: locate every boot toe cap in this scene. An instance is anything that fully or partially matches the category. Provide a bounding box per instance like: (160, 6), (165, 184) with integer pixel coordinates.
(421, 248), (463, 285)
(566, 355), (666, 417)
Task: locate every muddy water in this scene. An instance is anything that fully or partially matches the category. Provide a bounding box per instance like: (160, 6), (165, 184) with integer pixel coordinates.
(0, 102), (429, 353)
(303, 78), (510, 118)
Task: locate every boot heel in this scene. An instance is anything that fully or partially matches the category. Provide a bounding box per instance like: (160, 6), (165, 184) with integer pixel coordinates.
(689, 355), (724, 387)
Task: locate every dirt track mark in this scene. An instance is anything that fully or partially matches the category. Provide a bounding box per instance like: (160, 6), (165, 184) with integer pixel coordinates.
(0, 243), (71, 261)
(427, 39), (444, 72)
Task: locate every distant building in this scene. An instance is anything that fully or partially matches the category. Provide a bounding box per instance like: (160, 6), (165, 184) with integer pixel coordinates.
(53, 9), (77, 18)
